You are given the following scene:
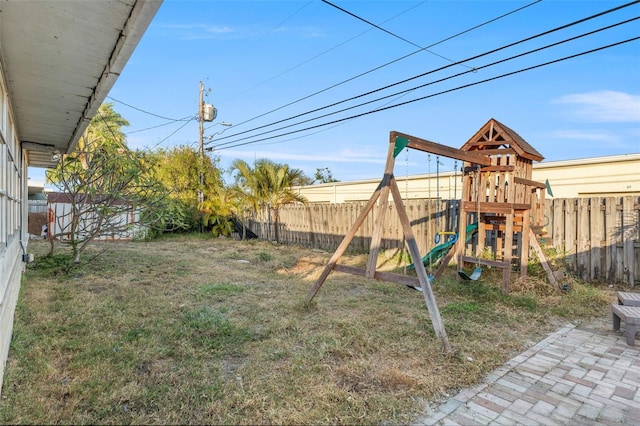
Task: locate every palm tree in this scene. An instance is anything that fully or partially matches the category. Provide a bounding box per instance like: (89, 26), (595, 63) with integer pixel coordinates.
(77, 103), (129, 169)
(231, 159), (307, 242)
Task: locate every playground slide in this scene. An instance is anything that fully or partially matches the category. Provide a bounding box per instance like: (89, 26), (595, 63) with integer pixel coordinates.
(408, 222), (478, 271)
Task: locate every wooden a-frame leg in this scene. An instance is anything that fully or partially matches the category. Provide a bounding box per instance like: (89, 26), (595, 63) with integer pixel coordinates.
(390, 176), (452, 353)
(366, 175), (392, 278)
(305, 180), (385, 304)
(366, 140), (397, 278)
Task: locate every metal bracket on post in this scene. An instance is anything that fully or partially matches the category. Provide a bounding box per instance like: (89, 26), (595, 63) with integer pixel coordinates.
(393, 136), (410, 158)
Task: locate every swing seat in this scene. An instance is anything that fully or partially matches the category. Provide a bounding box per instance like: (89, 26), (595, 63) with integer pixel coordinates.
(458, 266), (482, 281)
(407, 275), (435, 291)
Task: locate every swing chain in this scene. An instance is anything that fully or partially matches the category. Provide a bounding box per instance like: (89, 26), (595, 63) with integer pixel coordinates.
(451, 160), (458, 242)
(458, 164), (483, 281)
(405, 147), (409, 201)
(475, 165), (482, 265)
(436, 156), (440, 226)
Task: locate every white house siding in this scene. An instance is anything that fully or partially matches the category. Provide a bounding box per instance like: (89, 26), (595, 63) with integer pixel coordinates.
(0, 0), (161, 395)
(0, 240), (23, 386)
(0, 64), (28, 387)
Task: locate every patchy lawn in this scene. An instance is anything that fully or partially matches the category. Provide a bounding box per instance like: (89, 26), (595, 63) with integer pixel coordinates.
(1, 235), (615, 424)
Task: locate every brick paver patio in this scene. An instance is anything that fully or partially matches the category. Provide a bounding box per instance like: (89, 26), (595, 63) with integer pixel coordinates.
(413, 319), (640, 425)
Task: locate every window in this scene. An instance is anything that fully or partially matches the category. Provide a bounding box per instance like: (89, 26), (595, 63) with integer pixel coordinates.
(0, 79), (5, 135)
(0, 68), (24, 248)
(0, 143), (6, 247)
(0, 109), (21, 247)
(8, 148), (18, 238)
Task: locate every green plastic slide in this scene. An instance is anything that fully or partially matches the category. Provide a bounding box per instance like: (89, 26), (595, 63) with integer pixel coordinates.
(407, 222), (478, 271)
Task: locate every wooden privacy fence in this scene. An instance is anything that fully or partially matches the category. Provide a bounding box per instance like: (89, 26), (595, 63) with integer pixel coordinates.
(247, 196), (639, 286)
(548, 197), (639, 285)
(249, 199), (459, 255)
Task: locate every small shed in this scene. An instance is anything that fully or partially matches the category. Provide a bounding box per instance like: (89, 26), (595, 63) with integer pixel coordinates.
(47, 192), (143, 241)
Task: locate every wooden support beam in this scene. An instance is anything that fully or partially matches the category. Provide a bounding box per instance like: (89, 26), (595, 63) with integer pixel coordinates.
(433, 244), (456, 280)
(459, 256), (510, 269)
(391, 131), (491, 166)
(529, 229), (559, 290)
(308, 130), (453, 354)
(480, 165), (516, 172)
(366, 140), (396, 277)
(461, 202), (531, 214)
(514, 176), (546, 189)
(503, 212), (514, 294)
(389, 175), (451, 353)
(305, 181), (383, 304)
(470, 148), (516, 156)
(521, 212), (531, 278)
(333, 264), (421, 287)
(485, 224), (523, 233)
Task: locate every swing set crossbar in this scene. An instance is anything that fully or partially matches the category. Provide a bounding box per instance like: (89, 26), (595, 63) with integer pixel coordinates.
(391, 131), (491, 166)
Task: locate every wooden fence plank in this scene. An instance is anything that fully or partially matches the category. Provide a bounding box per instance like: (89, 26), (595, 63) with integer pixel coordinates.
(564, 199), (577, 274)
(590, 198), (604, 281)
(577, 198), (590, 280)
(614, 198), (625, 281)
(604, 198), (616, 281)
(623, 196), (636, 286)
(551, 199), (563, 250)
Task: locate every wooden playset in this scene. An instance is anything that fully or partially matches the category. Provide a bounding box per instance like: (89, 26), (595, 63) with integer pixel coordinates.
(305, 119), (553, 351)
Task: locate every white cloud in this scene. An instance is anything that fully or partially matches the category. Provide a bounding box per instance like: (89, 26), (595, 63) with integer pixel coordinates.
(552, 91), (640, 123)
(159, 23), (323, 41)
(272, 26), (326, 39)
(161, 24), (232, 33)
(223, 148), (384, 164)
(548, 130), (616, 142)
(158, 23), (234, 40)
(546, 130), (629, 149)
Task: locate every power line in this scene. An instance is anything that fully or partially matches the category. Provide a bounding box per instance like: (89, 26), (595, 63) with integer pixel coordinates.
(96, 108), (127, 150)
(214, 36), (639, 152)
(216, 20), (637, 148)
(219, 0), (429, 104)
(105, 96), (197, 145)
(110, 2), (637, 154)
(219, 0), (539, 132)
(212, 2), (638, 147)
(211, 1), (314, 104)
(150, 118), (197, 149)
(243, 0), (314, 51)
(121, 0), (542, 146)
(321, 0), (473, 68)
(126, 118), (195, 135)
(215, 1), (635, 144)
(107, 96), (193, 122)
(219, 90), (417, 150)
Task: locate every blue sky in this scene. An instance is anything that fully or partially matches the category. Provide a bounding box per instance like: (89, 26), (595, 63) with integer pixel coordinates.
(31, 0), (640, 183)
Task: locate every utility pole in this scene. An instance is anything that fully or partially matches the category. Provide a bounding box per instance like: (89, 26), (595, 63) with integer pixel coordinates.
(198, 81), (205, 232)
(197, 81), (223, 232)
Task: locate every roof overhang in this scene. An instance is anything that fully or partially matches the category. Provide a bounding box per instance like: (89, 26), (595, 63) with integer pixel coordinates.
(0, 0), (162, 168)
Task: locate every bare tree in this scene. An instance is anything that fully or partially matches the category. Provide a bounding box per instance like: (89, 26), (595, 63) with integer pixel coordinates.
(46, 104), (168, 262)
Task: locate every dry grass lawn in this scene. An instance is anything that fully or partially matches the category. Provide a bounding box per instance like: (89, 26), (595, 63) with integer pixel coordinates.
(0, 235), (616, 424)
